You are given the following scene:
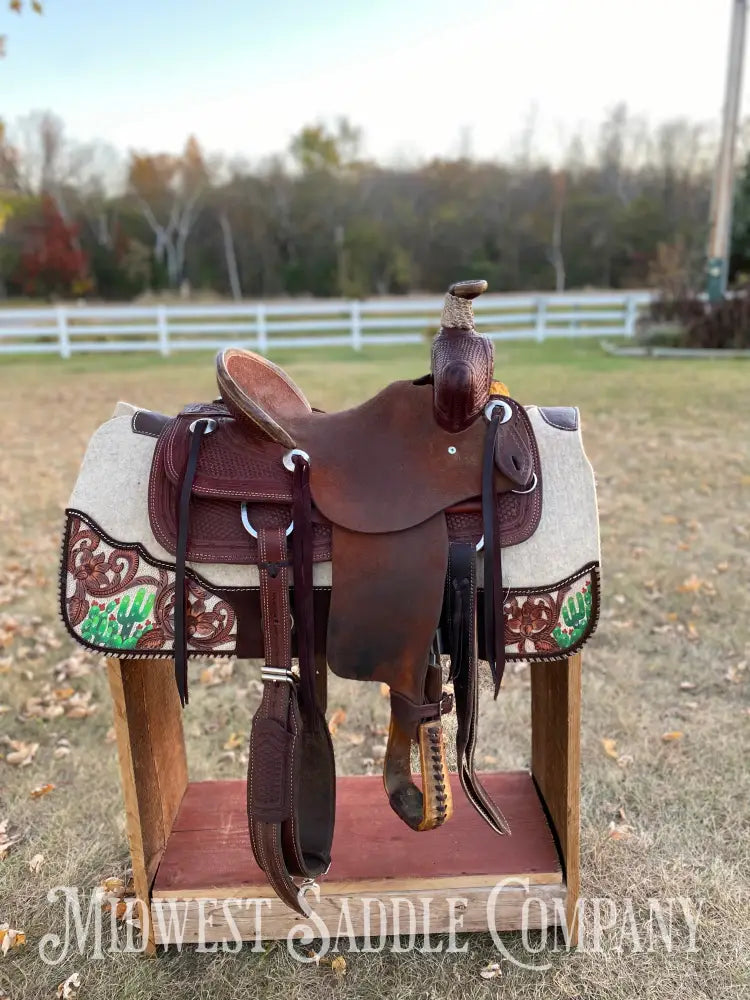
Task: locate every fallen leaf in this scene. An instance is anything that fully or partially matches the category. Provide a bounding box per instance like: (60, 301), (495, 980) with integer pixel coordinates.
(199, 660), (234, 687)
(331, 955), (347, 979)
(4, 740), (39, 767)
(724, 666), (744, 684)
(57, 972), (81, 999)
(677, 575), (703, 593)
(0, 923), (26, 954)
(480, 962), (503, 979)
(616, 753), (633, 769)
(715, 561), (729, 573)
(379, 683), (389, 698)
(65, 691), (97, 719)
(100, 877), (126, 896)
(104, 727), (117, 743)
(223, 732), (243, 750)
(686, 622), (700, 641)
(662, 515), (679, 524)
(0, 819), (22, 859)
(679, 681), (697, 691)
(328, 708), (347, 735)
(28, 853), (44, 874)
(29, 783), (55, 799)
(601, 737), (618, 759)
(661, 731), (683, 743)
(608, 821), (634, 841)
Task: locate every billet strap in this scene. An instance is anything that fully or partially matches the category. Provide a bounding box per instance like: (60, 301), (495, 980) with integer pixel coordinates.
(174, 417), (215, 706)
(247, 514), (335, 915)
(448, 540), (510, 835)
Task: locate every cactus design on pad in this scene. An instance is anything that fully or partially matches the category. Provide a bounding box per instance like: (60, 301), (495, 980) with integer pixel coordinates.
(552, 585), (593, 649)
(80, 589), (156, 649)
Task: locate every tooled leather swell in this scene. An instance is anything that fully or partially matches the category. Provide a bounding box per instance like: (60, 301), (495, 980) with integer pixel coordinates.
(147, 403), (543, 564)
(431, 329), (494, 432)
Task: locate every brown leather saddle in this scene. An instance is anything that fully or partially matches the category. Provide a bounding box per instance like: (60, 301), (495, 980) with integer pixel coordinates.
(148, 279), (542, 913)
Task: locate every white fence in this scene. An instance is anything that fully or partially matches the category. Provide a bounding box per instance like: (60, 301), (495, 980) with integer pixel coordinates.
(0, 291), (654, 357)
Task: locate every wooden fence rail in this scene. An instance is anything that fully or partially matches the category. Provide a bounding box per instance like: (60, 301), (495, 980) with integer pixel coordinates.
(0, 291), (654, 357)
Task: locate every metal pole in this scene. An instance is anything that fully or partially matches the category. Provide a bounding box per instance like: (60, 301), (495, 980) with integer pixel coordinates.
(707, 0), (747, 301)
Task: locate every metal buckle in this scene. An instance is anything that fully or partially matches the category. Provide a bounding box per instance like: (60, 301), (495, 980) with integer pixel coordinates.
(282, 448), (311, 473)
(511, 472), (538, 495)
(483, 399), (512, 424)
(261, 666), (296, 685)
(188, 417), (218, 434)
(240, 504), (294, 539)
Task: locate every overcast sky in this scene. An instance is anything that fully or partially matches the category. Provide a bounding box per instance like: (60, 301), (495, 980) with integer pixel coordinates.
(1, 0), (745, 163)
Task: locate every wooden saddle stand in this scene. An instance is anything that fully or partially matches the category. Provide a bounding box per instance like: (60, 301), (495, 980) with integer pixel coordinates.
(61, 280), (600, 947)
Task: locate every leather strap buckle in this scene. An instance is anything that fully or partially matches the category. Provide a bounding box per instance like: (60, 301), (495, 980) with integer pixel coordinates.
(261, 666), (297, 686)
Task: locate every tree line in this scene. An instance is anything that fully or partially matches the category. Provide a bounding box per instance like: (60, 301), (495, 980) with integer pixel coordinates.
(0, 105), (744, 301)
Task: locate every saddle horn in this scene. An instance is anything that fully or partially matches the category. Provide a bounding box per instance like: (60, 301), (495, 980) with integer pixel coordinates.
(431, 279), (494, 433)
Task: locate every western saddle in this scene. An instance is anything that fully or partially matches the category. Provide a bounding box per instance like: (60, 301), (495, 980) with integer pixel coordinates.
(61, 279), (602, 916)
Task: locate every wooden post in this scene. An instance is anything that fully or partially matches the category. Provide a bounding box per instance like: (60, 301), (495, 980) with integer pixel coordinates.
(156, 306), (170, 357)
(56, 305), (70, 359)
(534, 296), (546, 341)
(107, 658), (188, 954)
(530, 653), (581, 941)
(350, 300), (362, 351)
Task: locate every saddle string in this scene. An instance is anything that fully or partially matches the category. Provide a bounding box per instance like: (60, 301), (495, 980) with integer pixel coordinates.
(290, 453), (319, 727)
(174, 417), (214, 707)
(481, 411), (505, 699)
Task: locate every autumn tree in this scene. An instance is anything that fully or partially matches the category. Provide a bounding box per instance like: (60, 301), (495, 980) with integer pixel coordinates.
(15, 194), (91, 297)
(128, 135), (208, 287)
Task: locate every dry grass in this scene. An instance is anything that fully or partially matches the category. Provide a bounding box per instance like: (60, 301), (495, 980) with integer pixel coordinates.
(0, 341), (748, 1000)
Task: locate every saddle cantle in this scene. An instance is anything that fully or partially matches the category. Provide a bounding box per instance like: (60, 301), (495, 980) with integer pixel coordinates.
(60, 279), (601, 915)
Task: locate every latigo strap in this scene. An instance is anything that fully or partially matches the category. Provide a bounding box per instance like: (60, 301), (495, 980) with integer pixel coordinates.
(447, 539), (510, 835)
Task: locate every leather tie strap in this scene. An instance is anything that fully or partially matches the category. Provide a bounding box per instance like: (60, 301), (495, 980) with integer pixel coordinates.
(448, 539), (510, 835)
(482, 410), (505, 698)
(174, 418), (214, 707)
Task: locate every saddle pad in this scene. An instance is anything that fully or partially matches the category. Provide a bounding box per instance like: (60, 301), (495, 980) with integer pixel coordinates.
(60, 401), (600, 663)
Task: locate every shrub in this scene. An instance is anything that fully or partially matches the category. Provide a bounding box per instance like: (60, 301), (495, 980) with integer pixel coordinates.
(683, 291), (750, 349)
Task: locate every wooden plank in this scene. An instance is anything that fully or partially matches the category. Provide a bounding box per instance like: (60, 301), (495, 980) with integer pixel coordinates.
(152, 883), (567, 945)
(530, 653), (582, 940)
(107, 658), (189, 954)
(154, 771), (561, 897)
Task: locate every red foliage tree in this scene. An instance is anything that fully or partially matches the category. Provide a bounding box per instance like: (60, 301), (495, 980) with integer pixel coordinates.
(18, 195), (92, 297)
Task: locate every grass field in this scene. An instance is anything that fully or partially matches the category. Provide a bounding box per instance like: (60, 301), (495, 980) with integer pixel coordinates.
(0, 340), (748, 1000)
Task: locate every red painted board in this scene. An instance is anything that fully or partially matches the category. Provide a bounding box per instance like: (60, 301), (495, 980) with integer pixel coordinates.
(153, 772), (561, 895)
